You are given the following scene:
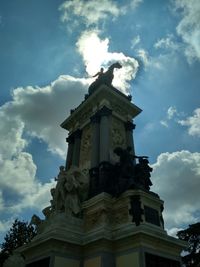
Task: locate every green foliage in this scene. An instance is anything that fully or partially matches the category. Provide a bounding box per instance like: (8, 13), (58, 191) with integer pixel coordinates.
(0, 219), (36, 266)
(177, 222), (200, 267)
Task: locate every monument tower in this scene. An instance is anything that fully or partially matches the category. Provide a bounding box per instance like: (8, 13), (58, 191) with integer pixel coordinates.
(15, 63), (185, 267)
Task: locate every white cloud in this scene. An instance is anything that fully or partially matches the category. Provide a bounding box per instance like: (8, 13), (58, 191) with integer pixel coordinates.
(131, 35), (141, 49)
(136, 48), (162, 70)
(11, 179), (56, 213)
(59, 0), (143, 30)
(154, 34), (179, 51)
(160, 106), (186, 128)
(5, 76), (88, 157)
(130, 0), (143, 9)
(178, 108), (200, 137)
(0, 218), (14, 233)
(167, 227), (183, 238)
(137, 49), (149, 67)
(0, 152), (36, 196)
(0, 191), (4, 212)
(167, 106), (178, 120)
(0, 113), (26, 159)
(0, 109), (56, 215)
(0, 74), (90, 238)
(59, 0), (122, 27)
(76, 30), (139, 94)
(160, 120), (169, 128)
(151, 150), (200, 231)
(174, 0), (200, 62)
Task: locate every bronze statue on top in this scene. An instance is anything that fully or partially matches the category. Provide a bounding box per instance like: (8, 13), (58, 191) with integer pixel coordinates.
(89, 62), (122, 94)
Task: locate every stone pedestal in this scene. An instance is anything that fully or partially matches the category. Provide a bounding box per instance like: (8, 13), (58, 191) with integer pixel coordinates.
(18, 191), (185, 267)
(16, 84), (186, 267)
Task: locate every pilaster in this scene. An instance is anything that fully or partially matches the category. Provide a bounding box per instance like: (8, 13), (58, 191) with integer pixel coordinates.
(72, 129), (82, 167)
(99, 106), (112, 163)
(124, 121), (136, 155)
(90, 114), (100, 168)
(65, 135), (74, 170)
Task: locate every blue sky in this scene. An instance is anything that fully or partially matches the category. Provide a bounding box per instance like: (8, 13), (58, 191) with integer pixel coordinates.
(0, 0), (200, 241)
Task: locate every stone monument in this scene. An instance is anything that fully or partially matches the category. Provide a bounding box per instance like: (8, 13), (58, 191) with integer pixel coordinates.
(15, 63), (185, 267)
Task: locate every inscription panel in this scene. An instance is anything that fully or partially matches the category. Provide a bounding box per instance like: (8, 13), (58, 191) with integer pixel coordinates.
(144, 205), (160, 226)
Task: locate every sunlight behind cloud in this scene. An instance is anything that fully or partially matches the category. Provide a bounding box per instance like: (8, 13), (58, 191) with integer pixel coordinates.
(76, 30), (109, 75)
(76, 30), (139, 94)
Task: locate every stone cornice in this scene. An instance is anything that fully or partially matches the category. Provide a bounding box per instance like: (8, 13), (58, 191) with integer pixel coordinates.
(61, 85), (142, 131)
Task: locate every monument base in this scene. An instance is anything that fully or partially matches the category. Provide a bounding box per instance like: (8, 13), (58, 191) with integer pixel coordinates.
(18, 191), (185, 267)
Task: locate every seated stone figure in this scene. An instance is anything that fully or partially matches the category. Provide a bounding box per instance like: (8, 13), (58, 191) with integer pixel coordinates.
(51, 166), (88, 216)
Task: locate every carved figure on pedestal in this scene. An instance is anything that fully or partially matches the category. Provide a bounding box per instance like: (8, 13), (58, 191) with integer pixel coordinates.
(41, 188), (56, 220)
(30, 214), (44, 234)
(54, 166), (67, 211)
(89, 62), (122, 94)
(52, 166), (88, 216)
(134, 157), (153, 190)
(113, 146), (136, 196)
(64, 172), (81, 215)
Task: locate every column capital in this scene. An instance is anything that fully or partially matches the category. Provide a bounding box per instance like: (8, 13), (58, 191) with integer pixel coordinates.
(125, 121), (136, 131)
(66, 134), (74, 144)
(98, 106), (112, 117)
(90, 113), (100, 124)
(74, 129), (82, 139)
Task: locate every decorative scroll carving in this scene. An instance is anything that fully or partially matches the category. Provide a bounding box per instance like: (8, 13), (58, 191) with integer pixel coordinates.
(111, 117), (126, 148)
(113, 208), (129, 225)
(84, 207), (112, 231)
(78, 107), (93, 125)
(79, 125), (92, 167)
(110, 101), (127, 118)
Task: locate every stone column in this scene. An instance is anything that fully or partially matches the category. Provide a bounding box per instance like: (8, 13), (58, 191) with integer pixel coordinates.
(98, 106), (112, 193)
(90, 113), (100, 168)
(65, 134), (74, 170)
(72, 129), (82, 167)
(89, 113), (100, 197)
(125, 121), (136, 162)
(99, 106), (112, 163)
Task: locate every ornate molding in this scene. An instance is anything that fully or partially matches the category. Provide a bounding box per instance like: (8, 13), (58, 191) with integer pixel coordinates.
(98, 106), (112, 117)
(90, 113), (100, 124)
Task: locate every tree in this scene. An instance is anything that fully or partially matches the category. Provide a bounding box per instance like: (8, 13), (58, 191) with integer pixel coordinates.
(177, 222), (200, 267)
(0, 219), (36, 267)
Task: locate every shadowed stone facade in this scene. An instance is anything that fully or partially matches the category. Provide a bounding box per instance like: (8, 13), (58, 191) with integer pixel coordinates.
(11, 81), (185, 267)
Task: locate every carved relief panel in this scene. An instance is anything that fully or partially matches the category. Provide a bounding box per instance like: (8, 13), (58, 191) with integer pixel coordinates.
(110, 117), (127, 163)
(79, 124), (92, 171)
